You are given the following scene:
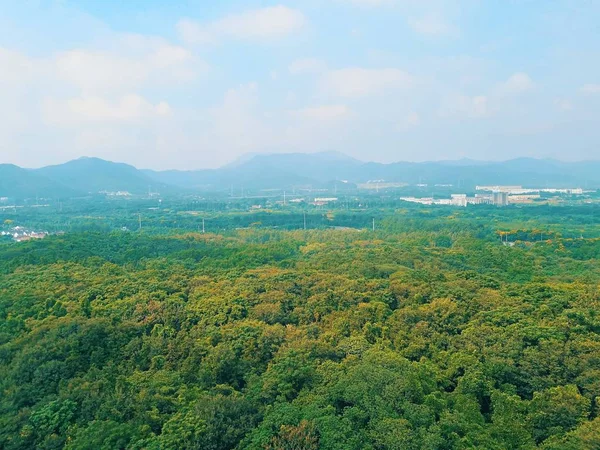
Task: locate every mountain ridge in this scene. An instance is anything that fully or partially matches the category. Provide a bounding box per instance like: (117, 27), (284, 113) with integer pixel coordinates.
(2, 152), (599, 199)
(35, 157), (166, 194)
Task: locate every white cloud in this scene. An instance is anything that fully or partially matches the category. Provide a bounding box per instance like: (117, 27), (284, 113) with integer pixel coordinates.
(177, 20), (211, 45)
(193, 86), (356, 166)
(336, 1), (460, 38)
(554, 98), (573, 111)
(435, 73), (532, 121)
(54, 41), (200, 93)
(209, 83), (274, 155)
(0, 48), (36, 84)
(1, 33), (203, 96)
(289, 58), (326, 75)
(581, 83), (600, 94)
(397, 112), (421, 130)
(292, 105), (351, 121)
(43, 95), (172, 124)
(0, 31), (200, 150)
(177, 6), (306, 44)
(334, 0), (395, 7)
(499, 72), (534, 94)
(55, 51), (147, 92)
(322, 68), (413, 98)
(148, 43), (193, 69)
(406, 111), (421, 126)
(409, 15), (457, 36)
(439, 94), (489, 119)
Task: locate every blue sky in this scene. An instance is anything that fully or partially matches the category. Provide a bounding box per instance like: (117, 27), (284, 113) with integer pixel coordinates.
(1, 0), (599, 169)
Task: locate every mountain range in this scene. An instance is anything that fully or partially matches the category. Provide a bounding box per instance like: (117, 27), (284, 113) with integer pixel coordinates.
(1, 152), (599, 199)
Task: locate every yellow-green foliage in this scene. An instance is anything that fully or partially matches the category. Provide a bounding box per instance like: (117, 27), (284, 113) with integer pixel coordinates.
(1, 229), (599, 449)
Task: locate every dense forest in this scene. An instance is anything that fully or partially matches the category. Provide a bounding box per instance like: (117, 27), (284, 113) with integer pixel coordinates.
(1, 215), (600, 449)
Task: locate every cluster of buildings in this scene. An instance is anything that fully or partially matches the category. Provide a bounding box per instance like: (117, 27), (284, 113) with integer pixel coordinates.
(401, 184), (585, 208)
(100, 190), (132, 197)
(358, 181), (407, 190)
(313, 197), (338, 206)
(1, 226), (49, 242)
(478, 185), (584, 204)
(400, 194), (505, 207)
(476, 186), (583, 195)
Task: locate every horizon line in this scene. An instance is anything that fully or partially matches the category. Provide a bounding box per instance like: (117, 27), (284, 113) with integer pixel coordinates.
(3, 152), (600, 172)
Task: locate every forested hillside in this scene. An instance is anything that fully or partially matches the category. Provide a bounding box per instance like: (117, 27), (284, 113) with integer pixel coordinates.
(1, 227), (599, 449)
(0, 165), (78, 199)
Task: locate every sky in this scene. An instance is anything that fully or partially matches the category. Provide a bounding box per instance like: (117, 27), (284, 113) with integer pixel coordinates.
(1, 0), (599, 170)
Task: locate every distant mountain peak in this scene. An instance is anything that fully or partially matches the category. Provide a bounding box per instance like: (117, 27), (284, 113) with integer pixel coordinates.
(223, 152), (264, 169)
(75, 156), (107, 163)
(34, 157), (165, 195)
